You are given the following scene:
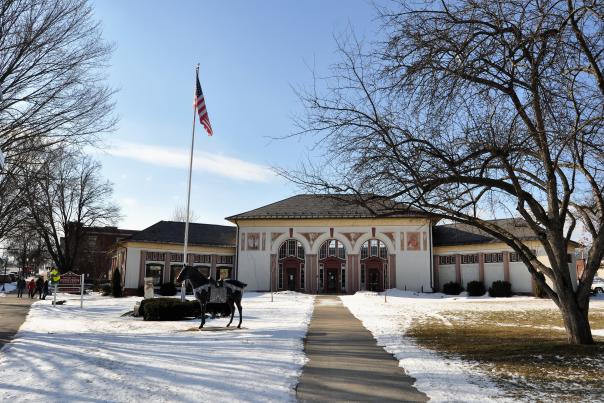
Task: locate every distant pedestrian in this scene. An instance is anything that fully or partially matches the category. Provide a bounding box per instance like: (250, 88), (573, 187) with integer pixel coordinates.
(16, 277), (26, 298)
(27, 279), (36, 298)
(42, 280), (49, 300)
(35, 277), (44, 299)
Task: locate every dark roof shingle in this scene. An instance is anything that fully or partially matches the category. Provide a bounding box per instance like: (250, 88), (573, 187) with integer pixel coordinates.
(226, 194), (428, 221)
(125, 221), (236, 247)
(433, 218), (541, 246)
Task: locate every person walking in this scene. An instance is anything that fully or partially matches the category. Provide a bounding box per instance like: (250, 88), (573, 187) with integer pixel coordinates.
(16, 277), (26, 298)
(27, 279), (36, 299)
(42, 280), (49, 300)
(35, 277), (44, 299)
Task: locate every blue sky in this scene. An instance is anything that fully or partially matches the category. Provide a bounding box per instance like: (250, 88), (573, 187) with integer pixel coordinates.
(91, 0), (383, 230)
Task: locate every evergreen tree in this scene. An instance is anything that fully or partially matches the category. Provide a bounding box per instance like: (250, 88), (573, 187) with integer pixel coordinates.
(112, 268), (123, 298)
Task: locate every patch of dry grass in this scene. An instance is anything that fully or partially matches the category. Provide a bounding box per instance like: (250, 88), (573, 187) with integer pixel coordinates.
(407, 308), (604, 401)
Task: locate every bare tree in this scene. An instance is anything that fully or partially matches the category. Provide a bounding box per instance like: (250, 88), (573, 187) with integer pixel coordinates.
(0, 0), (116, 242)
(171, 204), (199, 223)
(290, 0), (604, 344)
(23, 148), (120, 273)
(0, 165), (24, 241)
(5, 221), (50, 273)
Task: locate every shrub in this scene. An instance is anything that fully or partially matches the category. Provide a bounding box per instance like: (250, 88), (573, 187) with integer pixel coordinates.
(142, 298), (200, 321)
(466, 281), (486, 296)
(159, 282), (177, 296)
(101, 283), (112, 296)
(111, 268), (123, 298)
(489, 280), (512, 297)
(442, 282), (463, 295)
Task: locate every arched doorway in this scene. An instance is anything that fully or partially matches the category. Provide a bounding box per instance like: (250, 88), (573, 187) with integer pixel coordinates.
(278, 239), (305, 291)
(318, 239), (346, 293)
(360, 239), (388, 292)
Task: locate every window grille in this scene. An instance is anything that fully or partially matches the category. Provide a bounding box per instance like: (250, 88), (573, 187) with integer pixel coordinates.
(484, 253), (504, 263)
(319, 264), (324, 290)
(360, 239), (388, 260)
(438, 255), (456, 265)
(278, 263), (283, 289)
(360, 264), (366, 287)
(279, 239), (305, 260)
(217, 255), (233, 264)
(169, 253), (183, 262)
(319, 239), (346, 260)
(146, 252), (165, 262)
(370, 239), (378, 257)
(193, 254), (211, 264)
(379, 243), (387, 259)
(461, 254), (479, 264)
(361, 244), (368, 260)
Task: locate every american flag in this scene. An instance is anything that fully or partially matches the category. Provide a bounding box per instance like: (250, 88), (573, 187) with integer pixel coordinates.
(195, 74), (213, 136)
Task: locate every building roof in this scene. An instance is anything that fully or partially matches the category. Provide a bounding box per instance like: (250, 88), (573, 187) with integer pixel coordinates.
(226, 194), (428, 221)
(84, 226), (138, 236)
(124, 221), (236, 247)
(433, 218), (581, 247)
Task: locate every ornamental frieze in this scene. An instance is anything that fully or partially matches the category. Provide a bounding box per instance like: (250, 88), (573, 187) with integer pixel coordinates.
(341, 232), (365, 249)
(381, 232), (396, 243)
(299, 232), (323, 248)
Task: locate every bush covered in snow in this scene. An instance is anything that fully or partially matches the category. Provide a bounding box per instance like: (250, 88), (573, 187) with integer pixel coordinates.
(159, 282), (177, 296)
(141, 298), (200, 321)
(466, 281), (486, 296)
(443, 281), (463, 295)
(100, 283), (111, 296)
(489, 280), (512, 297)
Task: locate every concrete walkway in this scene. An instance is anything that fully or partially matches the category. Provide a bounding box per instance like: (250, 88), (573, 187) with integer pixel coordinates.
(0, 294), (34, 350)
(296, 296), (428, 402)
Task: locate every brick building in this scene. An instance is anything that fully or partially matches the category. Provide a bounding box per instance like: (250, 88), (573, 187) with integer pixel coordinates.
(63, 224), (137, 282)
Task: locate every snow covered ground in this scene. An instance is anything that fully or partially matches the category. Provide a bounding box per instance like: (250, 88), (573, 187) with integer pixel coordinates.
(341, 290), (604, 402)
(0, 282), (16, 297)
(0, 291), (314, 402)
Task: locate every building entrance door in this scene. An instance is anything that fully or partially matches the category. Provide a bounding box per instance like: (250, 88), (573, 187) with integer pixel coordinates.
(286, 268), (297, 291)
(325, 268), (339, 293)
(367, 268), (382, 292)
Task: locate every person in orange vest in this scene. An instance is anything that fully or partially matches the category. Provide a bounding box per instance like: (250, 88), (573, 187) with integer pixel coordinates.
(27, 279), (36, 298)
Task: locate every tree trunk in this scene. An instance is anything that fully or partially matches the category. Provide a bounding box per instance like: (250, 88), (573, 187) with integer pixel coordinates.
(560, 297), (593, 345)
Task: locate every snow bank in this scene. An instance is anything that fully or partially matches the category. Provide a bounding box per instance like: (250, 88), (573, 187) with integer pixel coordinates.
(340, 290), (550, 402)
(0, 291), (314, 402)
(0, 282), (16, 297)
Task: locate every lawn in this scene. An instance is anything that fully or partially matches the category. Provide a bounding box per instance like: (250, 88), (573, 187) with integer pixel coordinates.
(0, 291), (314, 402)
(341, 291), (604, 402)
(408, 307), (604, 401)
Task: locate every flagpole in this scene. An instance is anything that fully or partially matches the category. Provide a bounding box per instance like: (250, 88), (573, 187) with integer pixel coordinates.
(181, 63), (199, 302)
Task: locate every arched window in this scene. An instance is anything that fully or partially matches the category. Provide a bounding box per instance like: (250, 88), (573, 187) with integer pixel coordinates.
(319, 239), (346, 260)
(360, 239), (388, 260)
(278, 239), (305, 260)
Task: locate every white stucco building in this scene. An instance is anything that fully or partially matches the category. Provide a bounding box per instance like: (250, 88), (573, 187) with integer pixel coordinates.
(115, 194), (579, 296)
(227, 194), (434, 293)
(113, 221), (236, 295)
